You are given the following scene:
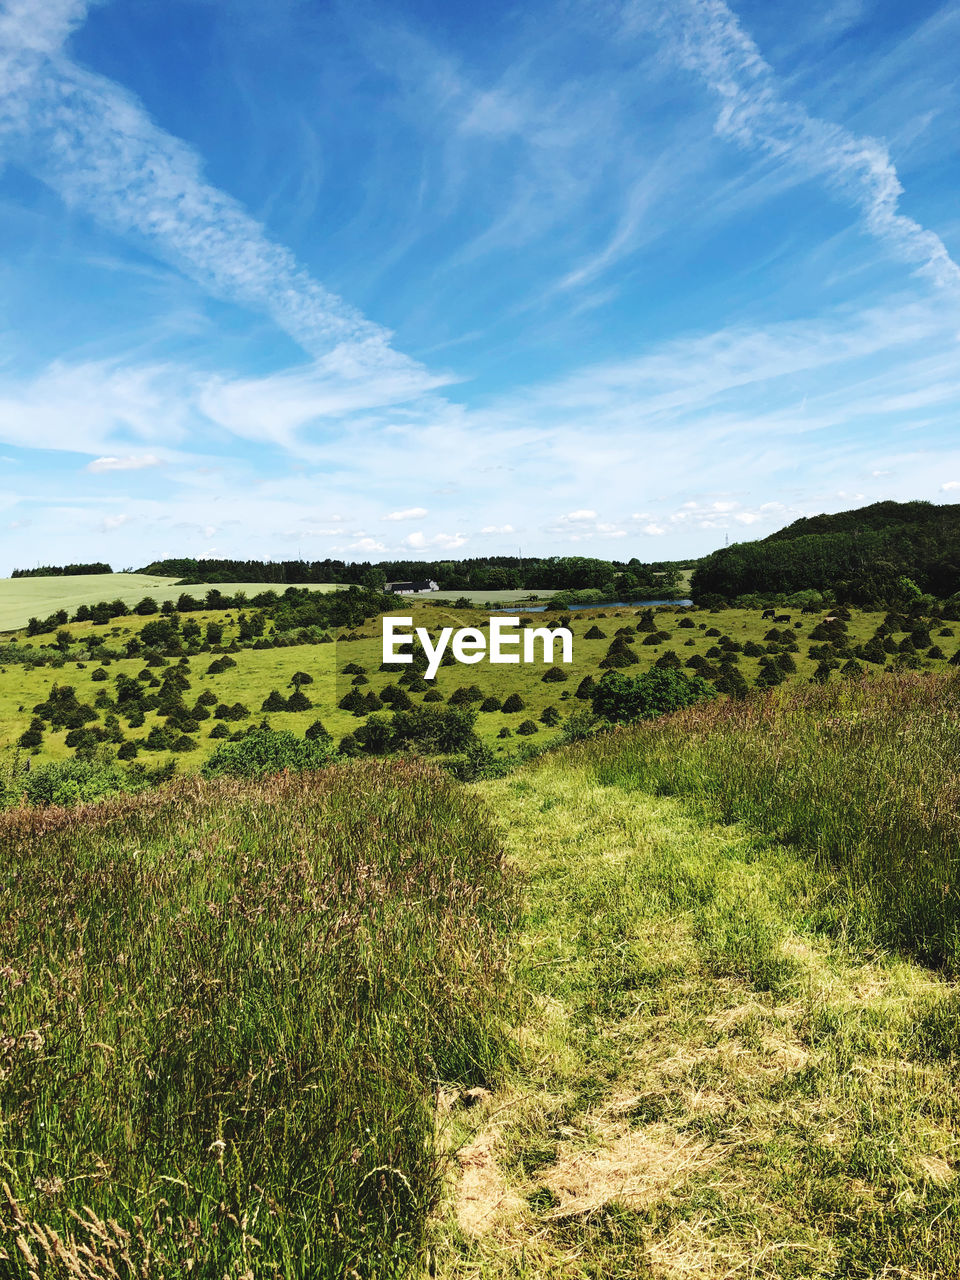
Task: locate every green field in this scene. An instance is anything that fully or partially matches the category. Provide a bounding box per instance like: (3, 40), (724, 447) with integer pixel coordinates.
(3, 669), (960, 1276)
(0, 573), (343, 633)
(2, 593), (955, 780)
(393, 589), (555, 604)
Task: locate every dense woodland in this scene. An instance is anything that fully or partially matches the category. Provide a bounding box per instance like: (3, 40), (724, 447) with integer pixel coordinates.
(691, 500), (960, 605)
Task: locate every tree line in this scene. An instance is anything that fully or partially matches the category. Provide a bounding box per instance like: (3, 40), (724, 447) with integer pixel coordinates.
(12, 562), (112, 578)
(139, 555), (686, 596)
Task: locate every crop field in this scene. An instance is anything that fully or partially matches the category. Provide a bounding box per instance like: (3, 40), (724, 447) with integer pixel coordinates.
(0, 574), (343, 633)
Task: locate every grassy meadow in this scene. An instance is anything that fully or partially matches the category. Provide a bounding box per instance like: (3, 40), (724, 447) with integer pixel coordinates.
(3, 669), (960, 1276)
(0, 760), (518, 1277)
(3, 577), (960, 1276)
(3, 590), (958, 778)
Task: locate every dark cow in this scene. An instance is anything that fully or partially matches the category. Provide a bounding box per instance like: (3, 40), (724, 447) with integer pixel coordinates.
(775, 614), (791, 623)
(761, 608), (776, 620)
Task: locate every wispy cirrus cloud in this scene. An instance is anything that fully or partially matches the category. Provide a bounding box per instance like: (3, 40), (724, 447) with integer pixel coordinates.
(638, 0), (960, 292)
(0, 0), (442, 411)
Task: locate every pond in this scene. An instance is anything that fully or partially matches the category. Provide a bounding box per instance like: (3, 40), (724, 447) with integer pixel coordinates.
(492, 598), (693, 612)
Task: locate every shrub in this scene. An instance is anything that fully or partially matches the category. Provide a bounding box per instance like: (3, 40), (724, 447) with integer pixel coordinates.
(591, 668), (715, 725)
(215, 702), (250, 722)
(202, 726), (336, 779)
(261, 689), (289, 712)
(654, 650), (681, 669)
(391, 706), (478, 754)
(305, 719), (331, 742)
(21, 759), (129, 807)
(541, 666), (568, 682)
(502, 693), (525, 713)
(516, 720), (538, 735)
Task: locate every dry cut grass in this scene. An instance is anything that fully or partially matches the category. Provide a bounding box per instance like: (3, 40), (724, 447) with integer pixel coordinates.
(431, 727), (960, 1279)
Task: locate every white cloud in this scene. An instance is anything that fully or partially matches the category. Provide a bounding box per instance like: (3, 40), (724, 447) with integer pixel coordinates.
(348, 536), (387, 553)
(100, 512), (130, 530)
(382, 507), (428, 521)
(941, 481), (960, 492)
(643, 523), (666, 535)
(402, 530), (467, 549)
(560, 508), (598, 522)
(87, 454), (162, 473)
(480, 523), (515, 534)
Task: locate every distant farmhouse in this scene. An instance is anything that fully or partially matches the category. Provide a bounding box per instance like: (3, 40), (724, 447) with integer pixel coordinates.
(386, 579), (439, 595)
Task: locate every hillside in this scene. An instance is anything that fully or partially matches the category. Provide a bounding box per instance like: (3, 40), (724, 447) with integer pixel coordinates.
(0, 573), (343, 634)
(691, 499), (960, 605)
(4, 675), (960, 1276)
(4, 587), (960, 790)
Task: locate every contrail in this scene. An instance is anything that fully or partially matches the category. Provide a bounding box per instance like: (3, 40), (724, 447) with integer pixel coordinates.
(634, 0), (960, 292)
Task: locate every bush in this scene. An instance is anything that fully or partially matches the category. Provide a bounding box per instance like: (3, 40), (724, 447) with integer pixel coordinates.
(516, 720), (538, 735)
(202, 726), (336, 779)
(591, 668), (716, 725)
(391, 706), (478, 754)
(21, 759), (130, 807)
(502, 693), (525, 713)
(541, 666), (568, 683)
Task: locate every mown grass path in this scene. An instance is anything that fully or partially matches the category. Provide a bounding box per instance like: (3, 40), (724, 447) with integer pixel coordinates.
(431, 756), (960, 1279)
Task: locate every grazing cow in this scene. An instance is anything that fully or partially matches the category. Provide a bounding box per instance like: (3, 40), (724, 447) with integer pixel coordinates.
(761, 608), (776, 619)
(775, 614), (791, 623)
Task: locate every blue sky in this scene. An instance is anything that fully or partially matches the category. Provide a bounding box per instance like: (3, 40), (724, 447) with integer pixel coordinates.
(1, 0), (959, 572)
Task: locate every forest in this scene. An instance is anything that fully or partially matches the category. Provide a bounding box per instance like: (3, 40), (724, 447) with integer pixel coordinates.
(691, 499), (960, 605)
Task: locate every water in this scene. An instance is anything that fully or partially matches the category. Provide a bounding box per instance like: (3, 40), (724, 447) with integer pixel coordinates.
(491, 598), (693, 612)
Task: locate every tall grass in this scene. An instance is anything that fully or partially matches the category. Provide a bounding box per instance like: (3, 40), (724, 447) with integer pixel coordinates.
(0, 760), (518, 1277)
(574, 671), (960, 968)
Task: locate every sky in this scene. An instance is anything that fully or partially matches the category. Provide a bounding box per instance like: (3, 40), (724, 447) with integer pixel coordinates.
(1, 0), (959, 573)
